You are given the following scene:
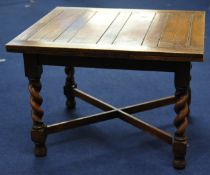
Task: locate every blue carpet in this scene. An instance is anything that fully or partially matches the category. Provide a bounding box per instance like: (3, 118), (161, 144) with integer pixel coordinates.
(0, 0), (210, 174)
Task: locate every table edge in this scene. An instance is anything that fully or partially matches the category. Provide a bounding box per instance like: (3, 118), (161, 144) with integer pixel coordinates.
(5, 7), (205, 62)
(6, 40), (204, 62)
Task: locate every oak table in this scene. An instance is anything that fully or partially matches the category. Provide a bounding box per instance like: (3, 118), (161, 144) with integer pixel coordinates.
(6, 7), (205, 169)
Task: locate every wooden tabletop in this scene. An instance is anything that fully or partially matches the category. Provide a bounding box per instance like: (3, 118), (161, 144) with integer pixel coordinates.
(6, 7), (205, 62)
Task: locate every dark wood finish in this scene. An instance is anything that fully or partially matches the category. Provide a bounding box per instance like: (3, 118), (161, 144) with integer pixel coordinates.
(64, 66), (76, 109)
(37, 55), (179, 72)
(73, 88), (114, 111)
(47, 89), (172, 144)
(73, 88), (173, 144)
(6, 7), (205, 62)
(188, 64), (192, 115)
(118, 112), (173, 144)
(74, 88), (176, 113)
(121, 96), (176, 113)
(173, 62), (191, 169)
(5, 7), (205, 169)
(47, 110), (118, 134)
(23, 54), (47, 157)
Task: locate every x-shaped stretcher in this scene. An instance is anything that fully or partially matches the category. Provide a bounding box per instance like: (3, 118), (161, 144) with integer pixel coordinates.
(46, 88), (175, 145)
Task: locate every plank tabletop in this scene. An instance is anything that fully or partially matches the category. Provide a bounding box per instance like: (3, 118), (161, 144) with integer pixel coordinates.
(6, 7), (205, 62)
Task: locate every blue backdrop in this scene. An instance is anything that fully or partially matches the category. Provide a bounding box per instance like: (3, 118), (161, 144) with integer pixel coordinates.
(0, 0), (210, 174)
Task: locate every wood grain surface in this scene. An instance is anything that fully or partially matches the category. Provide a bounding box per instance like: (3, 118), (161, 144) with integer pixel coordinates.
(6, 7), (205, 62)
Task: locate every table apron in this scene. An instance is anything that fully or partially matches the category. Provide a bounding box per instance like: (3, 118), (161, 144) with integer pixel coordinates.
(35, 54), (190, 72)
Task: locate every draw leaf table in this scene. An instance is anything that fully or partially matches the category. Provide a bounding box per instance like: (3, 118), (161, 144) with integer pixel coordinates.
(6, 7), (205, 169)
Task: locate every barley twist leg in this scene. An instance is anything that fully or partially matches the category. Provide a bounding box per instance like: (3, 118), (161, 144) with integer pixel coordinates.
(29, 79), (47, 157)
(173, 63), (191, 169)
(174, 90), (189, 138)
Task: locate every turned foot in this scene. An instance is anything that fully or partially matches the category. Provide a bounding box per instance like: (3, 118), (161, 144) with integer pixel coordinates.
(34, 144), (47, 157)
(173, 137), (187, 169)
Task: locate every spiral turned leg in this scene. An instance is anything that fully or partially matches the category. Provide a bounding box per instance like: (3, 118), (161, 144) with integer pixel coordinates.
(173, 89), (189, 169)
(64, 66), (76, 109)
(173, 64), (190, 169)
(29, 79), (47, 157)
